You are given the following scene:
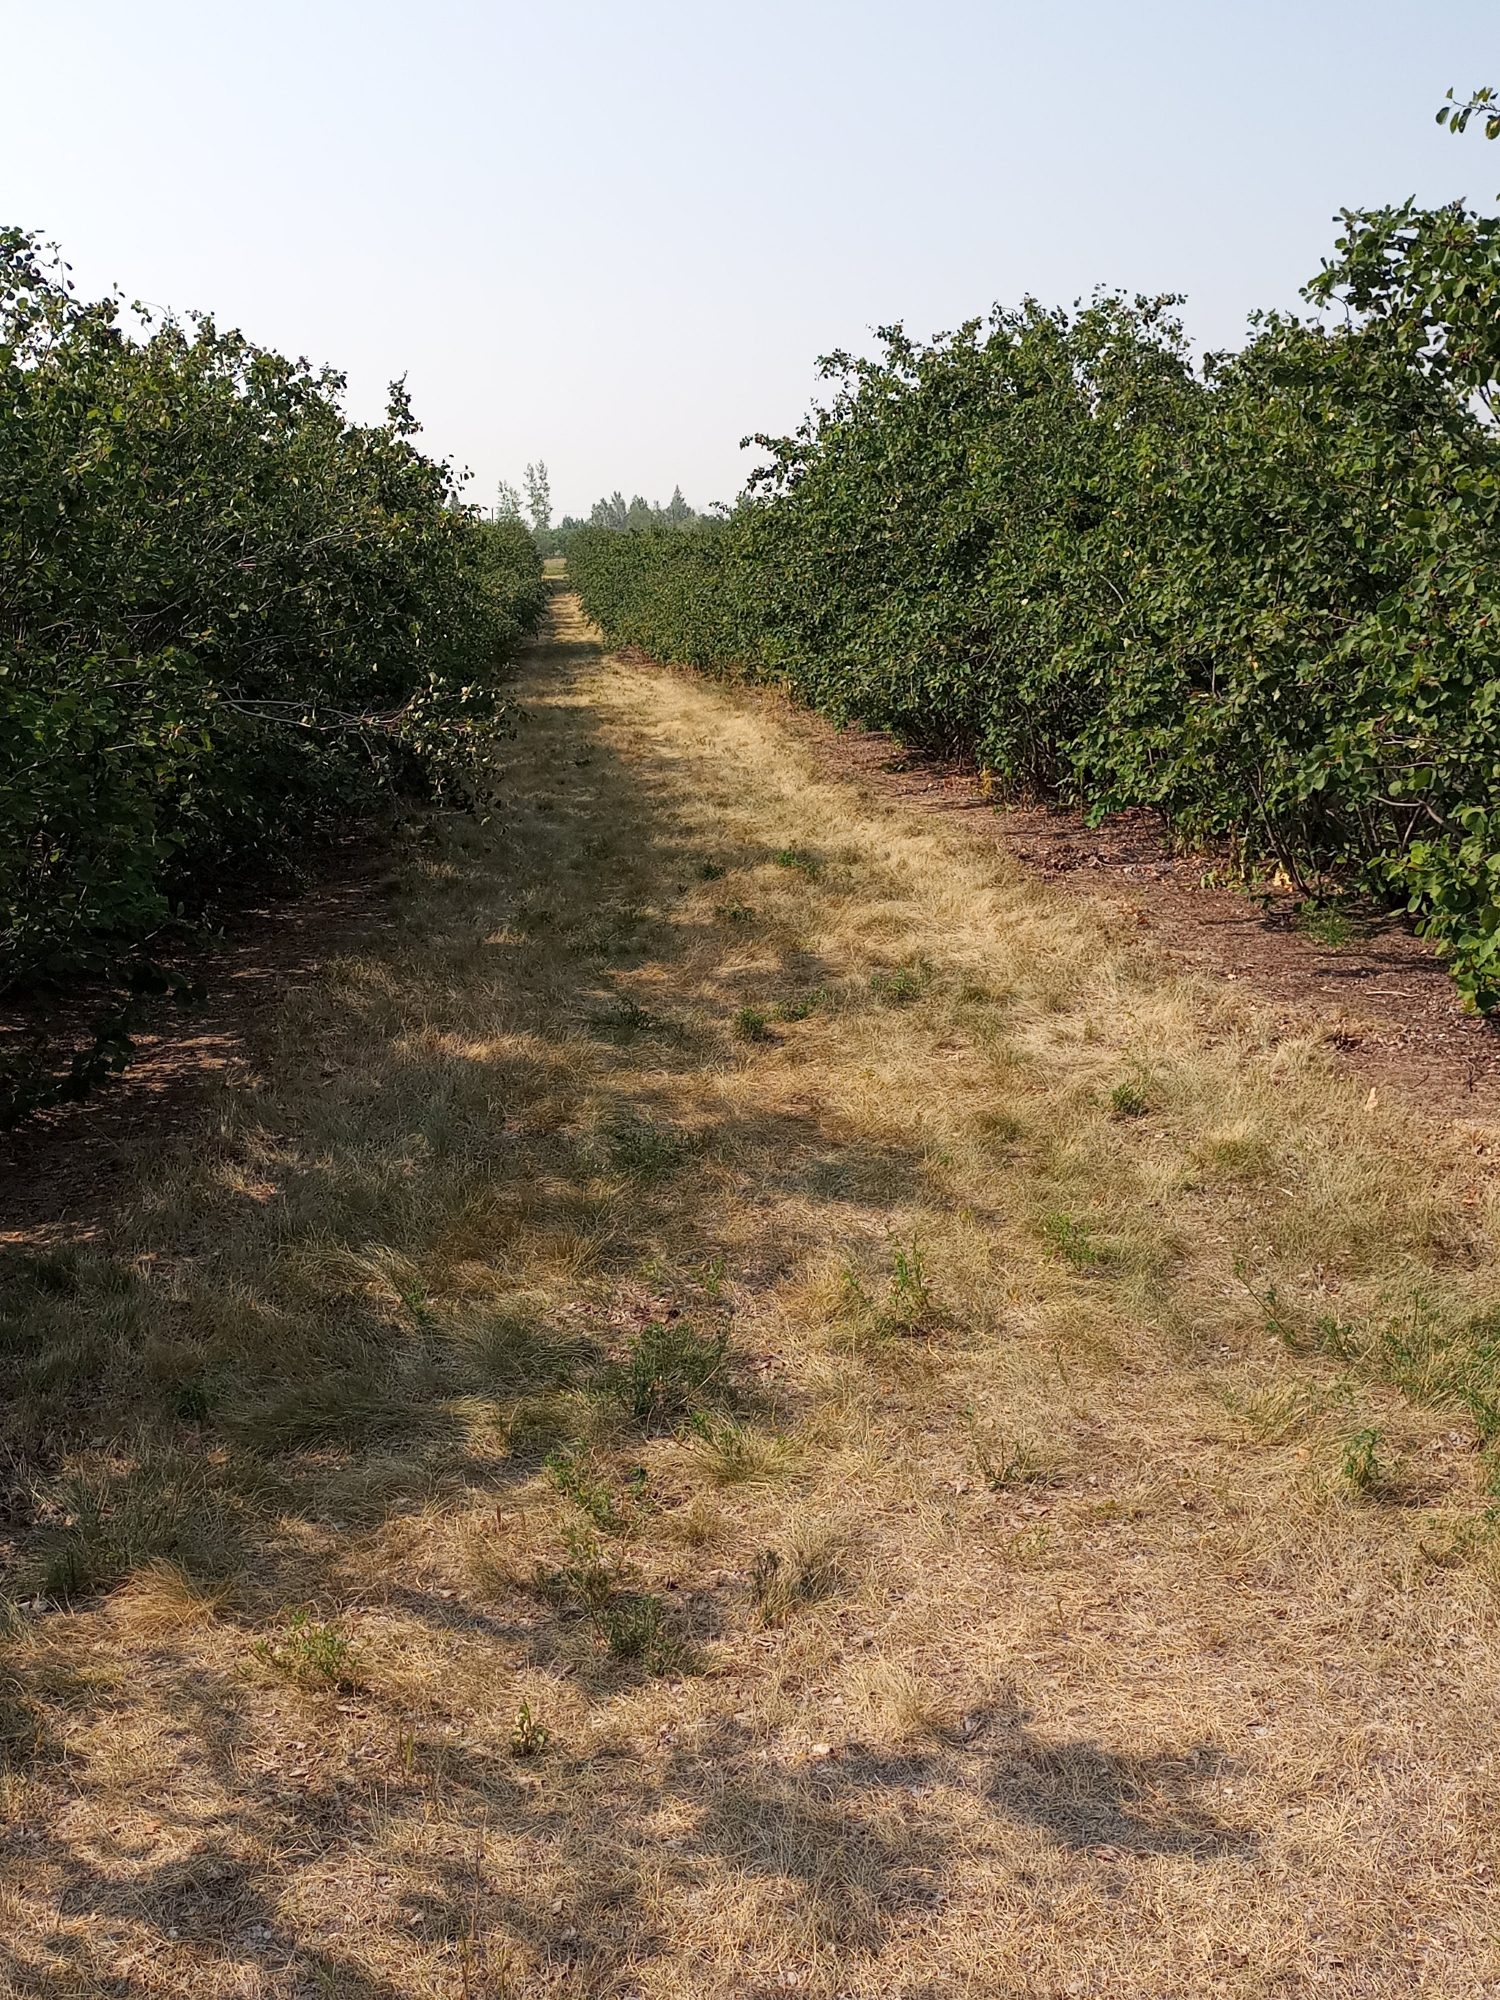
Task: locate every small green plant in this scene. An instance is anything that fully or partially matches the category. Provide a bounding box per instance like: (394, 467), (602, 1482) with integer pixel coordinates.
(886, 1241), (939, 1329)
(545, 1527), (683, 1673)
(254, 1612), (361, 1691)
(697, 860), (726, 880)
(510, 1702), (550, 1757)
(837, 1240), (948, 1344)
(869, 961), (932, 1006)
(969, 1426), (1057, 1490)
(714, 901), (754, 924)
(733, 1006), (770, 1042)
(512, 896), (556, 936)
(1295, 903), (1356, 948)
(689, 1413), (788, 1485)
(773, 846), (821, 877)
(596, 1590), (680, 1669)
(546, 1446), (645, 1531)
(1040, 1212), (1102, 1270)
(609, 1319), (729, 1430)
(603, 1114), (685, 1179)
(1109, 1079), (1149, 1120)
(774, 989), (827, 1022)
(170, 1378), (212, 1421)
(596, 996), (656, 1037)
(1339, 1426), (1387, 1498)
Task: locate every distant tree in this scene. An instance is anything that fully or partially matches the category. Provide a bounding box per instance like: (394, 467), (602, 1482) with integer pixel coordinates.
(523, 460), (552, 534)
(495, 479), (523, 521)
(576, 485), (708, 534)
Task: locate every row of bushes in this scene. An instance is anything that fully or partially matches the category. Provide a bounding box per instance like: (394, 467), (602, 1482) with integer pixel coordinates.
(2, 229), (544, 1113)
(570, 189), (1500, 1009)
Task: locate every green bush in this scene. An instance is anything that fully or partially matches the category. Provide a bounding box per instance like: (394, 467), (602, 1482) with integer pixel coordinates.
(1, 228), (544, 1114)
(569, 189), (1500, 1013)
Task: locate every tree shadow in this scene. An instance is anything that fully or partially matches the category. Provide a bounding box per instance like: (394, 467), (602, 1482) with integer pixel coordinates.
(0, 603), (1101, 1991)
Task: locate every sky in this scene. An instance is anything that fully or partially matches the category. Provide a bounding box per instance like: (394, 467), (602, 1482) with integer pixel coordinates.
(4, 1), (1498, 519)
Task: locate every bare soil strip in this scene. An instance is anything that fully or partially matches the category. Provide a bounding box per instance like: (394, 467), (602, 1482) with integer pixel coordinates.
(3, 597), (1500, 1998)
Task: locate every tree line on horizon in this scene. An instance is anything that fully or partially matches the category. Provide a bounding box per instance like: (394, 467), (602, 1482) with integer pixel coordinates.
(489, 462), (712, 553)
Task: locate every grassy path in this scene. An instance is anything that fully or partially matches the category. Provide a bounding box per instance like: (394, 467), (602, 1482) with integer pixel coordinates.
(4, 595), (1500, 1997)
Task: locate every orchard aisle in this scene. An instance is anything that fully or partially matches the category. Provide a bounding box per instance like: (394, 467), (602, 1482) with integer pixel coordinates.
(4, 591), (1499, 1998)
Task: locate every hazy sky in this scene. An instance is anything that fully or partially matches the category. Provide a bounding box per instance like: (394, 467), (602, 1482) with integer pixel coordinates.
(4, 2), (1497, 518)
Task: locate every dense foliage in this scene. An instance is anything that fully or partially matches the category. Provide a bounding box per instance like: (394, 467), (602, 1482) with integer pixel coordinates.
(1, 228), (543, 1114)
(571, 192), (1500, 1009)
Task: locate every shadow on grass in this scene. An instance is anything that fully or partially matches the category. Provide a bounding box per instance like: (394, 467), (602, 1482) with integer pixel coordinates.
(6, 603), (1224, 1993)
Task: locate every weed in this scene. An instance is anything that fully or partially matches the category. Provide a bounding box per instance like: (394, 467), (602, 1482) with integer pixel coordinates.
(714, 902), (754, 925)
(254, 1611), (361, 1692)
(968, 1421), (1058, 1490)
(595, 996), (656, 1037)
(170, 1379), (211, 1421)
(1109, 1079), (1149, 1120)
(774, 988), (827, 1022)
(1339, 1426), (1388, 1499)
(546, 1445), (645, 1531)
(1040, 1212), (1103, 1270)
(774, 846), (821, 877)
(545, 1527), (683, 1673)
(608, 1319), (729, 1430)
(596, 1590), (680, 1669)
(512, 896), (556, 936)
(734, 1006), (770, 1042)
(689, 1413), (788, 1485)
(998, 1524), (1054, 1566)
(510, 1701), (550, 1757)
(870, 961), (932, 1006)
(603, 1115), (685, 1180)
(696, 860), (725, 880)
(1296, 903), (1357, 948)
(887, 1241), (941, 1330)
(836, 1240), (948, 1345)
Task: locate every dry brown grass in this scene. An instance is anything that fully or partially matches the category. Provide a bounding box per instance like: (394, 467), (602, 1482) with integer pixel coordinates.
(4, 593), (1500, 1996)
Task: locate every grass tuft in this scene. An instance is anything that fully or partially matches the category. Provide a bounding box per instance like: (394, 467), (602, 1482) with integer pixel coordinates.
(607, 1319), (729, 1430)
(254, 1612), (361, 1692)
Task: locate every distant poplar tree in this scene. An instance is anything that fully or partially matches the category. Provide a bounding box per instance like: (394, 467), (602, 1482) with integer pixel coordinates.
(523, 461), (552, 535)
